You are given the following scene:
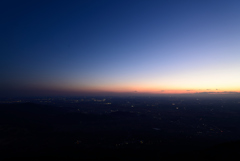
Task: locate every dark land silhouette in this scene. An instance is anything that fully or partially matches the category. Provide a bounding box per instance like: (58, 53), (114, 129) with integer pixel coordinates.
(1, 96), (240, 160)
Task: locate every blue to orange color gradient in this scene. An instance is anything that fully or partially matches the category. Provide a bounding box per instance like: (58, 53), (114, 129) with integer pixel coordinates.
(1, 0), (240, 97)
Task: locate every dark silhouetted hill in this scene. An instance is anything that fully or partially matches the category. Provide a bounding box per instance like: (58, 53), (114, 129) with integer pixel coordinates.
(0, 102), (240, 160)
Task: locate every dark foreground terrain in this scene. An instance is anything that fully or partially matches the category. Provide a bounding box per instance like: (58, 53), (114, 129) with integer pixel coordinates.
(1, 96), (240, 160)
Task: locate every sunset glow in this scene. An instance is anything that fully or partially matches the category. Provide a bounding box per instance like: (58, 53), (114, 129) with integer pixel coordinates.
(1, 0), (240, 97)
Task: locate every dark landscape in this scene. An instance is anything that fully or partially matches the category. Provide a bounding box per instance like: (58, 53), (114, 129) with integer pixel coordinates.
(1, 96), (240, 160)
(1, 0), (240, 160)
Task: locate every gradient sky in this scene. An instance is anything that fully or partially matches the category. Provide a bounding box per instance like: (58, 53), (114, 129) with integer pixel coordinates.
(1, 0), (240, 97)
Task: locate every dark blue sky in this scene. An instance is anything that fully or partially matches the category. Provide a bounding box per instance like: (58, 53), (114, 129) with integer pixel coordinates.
(1, 0), (240, 97)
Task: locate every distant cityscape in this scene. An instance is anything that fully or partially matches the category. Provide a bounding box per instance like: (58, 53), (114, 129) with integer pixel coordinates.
(1, 96), (240, 159)
(1, 96), (240, 144)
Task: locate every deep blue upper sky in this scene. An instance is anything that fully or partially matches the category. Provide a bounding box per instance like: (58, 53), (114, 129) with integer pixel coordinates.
(1, 0), (240, 97)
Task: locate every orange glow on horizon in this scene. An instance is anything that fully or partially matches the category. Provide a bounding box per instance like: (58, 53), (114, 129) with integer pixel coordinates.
(46, 86), (240, 95)
(15, 82), (240, 96)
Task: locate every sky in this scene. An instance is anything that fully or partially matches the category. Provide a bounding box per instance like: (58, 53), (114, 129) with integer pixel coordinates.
(1, 0), (240, 97)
